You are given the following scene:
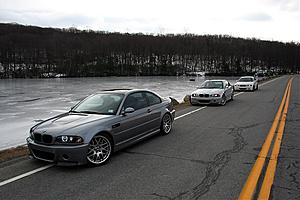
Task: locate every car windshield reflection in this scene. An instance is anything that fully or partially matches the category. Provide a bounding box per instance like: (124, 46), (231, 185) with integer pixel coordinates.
(72, 93), (124, 115)
(200, 81), (224, 89)
(239, 78), (253, 82)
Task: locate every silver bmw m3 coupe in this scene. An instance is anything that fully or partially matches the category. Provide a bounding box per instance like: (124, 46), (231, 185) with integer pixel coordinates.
(27, 89), (175, 166)
(190, 80), (234, 106)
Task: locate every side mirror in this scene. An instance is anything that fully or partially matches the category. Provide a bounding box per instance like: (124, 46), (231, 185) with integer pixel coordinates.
(196, 86), (201, 89)
(122, 107), (135, 115)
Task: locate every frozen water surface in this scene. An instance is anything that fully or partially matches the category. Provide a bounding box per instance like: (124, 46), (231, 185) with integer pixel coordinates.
(0, 76), (238, 150)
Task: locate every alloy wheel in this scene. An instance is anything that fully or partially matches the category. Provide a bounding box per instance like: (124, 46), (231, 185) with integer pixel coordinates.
(162, 114), (172, 134)
(87, 135), (112, 165)
(220, 95), (226, 106)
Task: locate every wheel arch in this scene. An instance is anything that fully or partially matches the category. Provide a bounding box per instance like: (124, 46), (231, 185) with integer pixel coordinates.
(93, 131), (115, 147)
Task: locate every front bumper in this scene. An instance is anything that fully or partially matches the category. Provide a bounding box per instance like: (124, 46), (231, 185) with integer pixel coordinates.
(27, 137), (89, 166)
(234, 85), (253, 91)
(190, 97), (222, 105)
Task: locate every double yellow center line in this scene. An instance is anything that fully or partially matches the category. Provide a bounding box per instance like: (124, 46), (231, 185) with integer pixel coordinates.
(238, 78), (293, 200)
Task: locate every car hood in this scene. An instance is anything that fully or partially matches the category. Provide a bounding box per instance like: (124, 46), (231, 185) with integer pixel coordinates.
(192, 88), (224, 95)
(33, 113), (114, 135)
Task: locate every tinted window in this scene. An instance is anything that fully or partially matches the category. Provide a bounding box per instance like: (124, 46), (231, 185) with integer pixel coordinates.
(123, 92), (148, 110)
(145, 92), (161, 106)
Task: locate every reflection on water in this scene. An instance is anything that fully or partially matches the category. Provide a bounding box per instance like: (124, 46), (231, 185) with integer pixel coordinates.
(0, 76), (238, 150)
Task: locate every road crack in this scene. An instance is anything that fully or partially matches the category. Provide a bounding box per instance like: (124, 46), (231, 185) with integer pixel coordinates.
(123, 151), (208, 165)
(149, 127), (247, 200)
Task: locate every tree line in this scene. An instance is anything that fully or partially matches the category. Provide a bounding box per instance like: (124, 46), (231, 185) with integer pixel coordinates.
(0, 23), (299, 78)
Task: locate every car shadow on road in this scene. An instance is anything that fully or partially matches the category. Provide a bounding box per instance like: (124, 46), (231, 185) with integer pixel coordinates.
(43, 133), (163, 171)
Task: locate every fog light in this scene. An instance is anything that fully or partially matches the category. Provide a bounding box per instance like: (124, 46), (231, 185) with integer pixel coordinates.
(62, 154), (69, 160)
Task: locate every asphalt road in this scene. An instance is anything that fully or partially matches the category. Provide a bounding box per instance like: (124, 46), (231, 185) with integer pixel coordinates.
(0, 75), (299, 200)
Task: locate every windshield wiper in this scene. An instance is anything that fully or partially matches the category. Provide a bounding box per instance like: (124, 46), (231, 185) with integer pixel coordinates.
(75, 110), (105, 115)
(69, 110), (81, 113)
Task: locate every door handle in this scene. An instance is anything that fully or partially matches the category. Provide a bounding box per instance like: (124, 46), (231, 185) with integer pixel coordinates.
(147, 109), (152, 113)
(112, 123), (120, 128)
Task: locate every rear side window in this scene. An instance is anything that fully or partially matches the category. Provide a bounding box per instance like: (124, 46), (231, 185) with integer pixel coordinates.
(123, 92), (148, 110)
(145, 92), (161, 106)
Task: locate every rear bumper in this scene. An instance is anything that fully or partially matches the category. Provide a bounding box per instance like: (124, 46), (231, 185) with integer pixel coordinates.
(27, 137), (89, 166)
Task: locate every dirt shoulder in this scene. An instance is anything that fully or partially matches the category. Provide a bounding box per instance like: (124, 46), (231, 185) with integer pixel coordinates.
(0, 145), (29, 163)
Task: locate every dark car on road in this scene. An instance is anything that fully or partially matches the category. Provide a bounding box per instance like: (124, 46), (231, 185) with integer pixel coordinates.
(27, 89), (175, 166)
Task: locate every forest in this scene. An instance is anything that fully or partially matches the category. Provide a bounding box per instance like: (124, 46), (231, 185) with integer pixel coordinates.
(0, 23), (299, 78)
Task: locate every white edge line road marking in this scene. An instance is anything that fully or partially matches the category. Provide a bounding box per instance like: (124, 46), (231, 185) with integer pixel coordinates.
(0, 164), (54, 187)
(0, 76), (284, 188)
(174, 106), (207, 120)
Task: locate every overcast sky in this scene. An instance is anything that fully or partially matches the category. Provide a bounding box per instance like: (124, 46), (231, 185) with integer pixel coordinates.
(0, 0), (299, 42)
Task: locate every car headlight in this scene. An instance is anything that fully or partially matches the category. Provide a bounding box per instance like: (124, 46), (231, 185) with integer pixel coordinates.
(211, 94), (220, 97)
(192, 93), (197, 97)
(56, 135), (84, 144)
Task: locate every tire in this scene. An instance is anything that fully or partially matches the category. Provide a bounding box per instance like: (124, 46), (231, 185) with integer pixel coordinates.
(161, 114), (172, 135)
(230, 92), (234, 101)
(87, 134), (112, 166)
(256, 85), (259, 90)
(189, 97), (198, 106)
(220, 95), (227, 106)
(251, 86), (255, 92)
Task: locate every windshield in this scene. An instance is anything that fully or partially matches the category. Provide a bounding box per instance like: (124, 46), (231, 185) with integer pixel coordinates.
(72, 93), (124, 115)
(238, 77), (253, 82)
(200, 81), (224, 89)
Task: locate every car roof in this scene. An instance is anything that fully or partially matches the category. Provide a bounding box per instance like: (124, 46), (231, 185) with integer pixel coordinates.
(239, 76), (254, 79)
(205, 79), (227, 82)
(96, 89), (158, 95)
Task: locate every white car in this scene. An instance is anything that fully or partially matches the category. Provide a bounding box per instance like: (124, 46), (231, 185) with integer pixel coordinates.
(234, 76), (258, 91)
(190, 80), (234, 106)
